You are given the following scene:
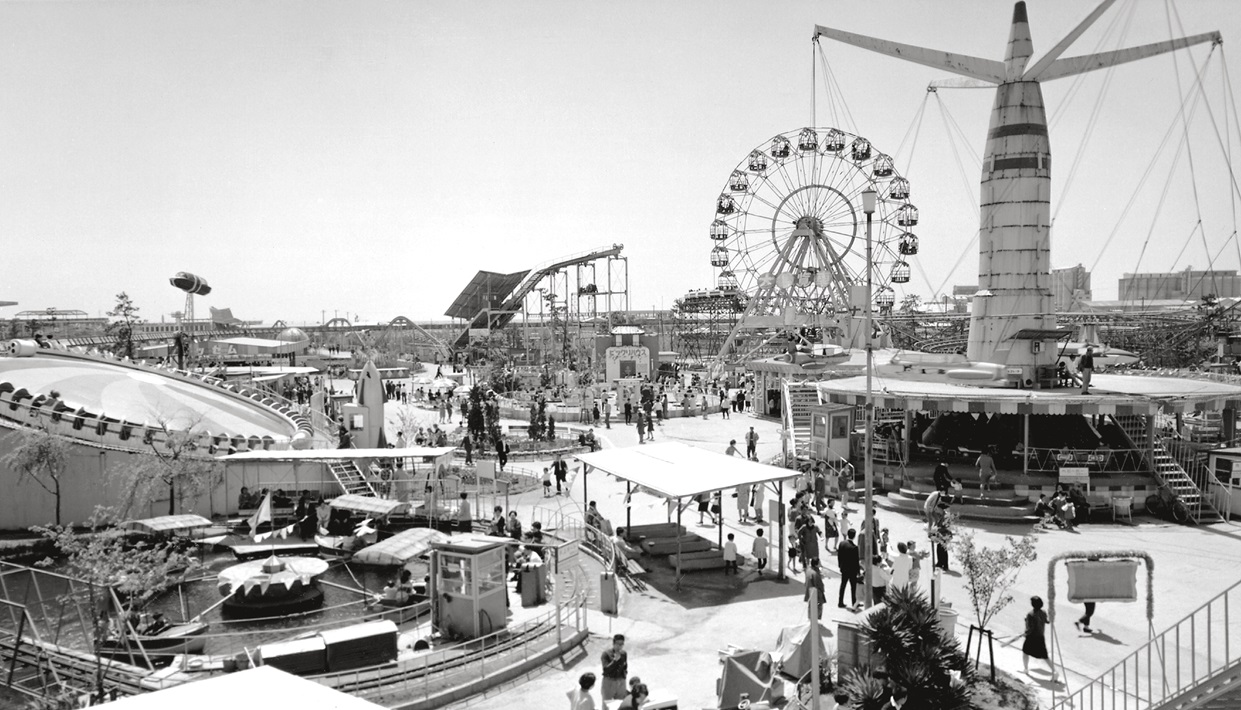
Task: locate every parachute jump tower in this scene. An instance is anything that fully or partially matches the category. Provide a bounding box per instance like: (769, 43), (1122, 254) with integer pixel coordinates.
(816, 1), (1220, 385)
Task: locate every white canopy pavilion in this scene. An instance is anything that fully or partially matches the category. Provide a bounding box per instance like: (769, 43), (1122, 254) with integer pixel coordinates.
(575, 442), (799, 581)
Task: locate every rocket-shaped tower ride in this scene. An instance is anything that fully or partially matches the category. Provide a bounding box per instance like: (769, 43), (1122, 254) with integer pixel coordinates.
(816, 0), (1219, 385)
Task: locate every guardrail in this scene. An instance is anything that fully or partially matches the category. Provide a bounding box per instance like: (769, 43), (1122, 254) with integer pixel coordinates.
(1053, 577), (1241, 710)
(310, 509), (607, 707)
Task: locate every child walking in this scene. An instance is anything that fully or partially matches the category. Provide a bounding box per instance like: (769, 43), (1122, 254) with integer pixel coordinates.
(751, 529), (769, 576)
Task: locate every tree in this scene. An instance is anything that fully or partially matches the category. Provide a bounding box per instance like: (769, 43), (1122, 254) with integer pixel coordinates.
(34, 506), (201, 704)
(951, 530), (1038, 632)
(108, 420), (224, 517)
(105, 292), (143, 359)
(899, 294), (923, 314)
(2, 425), (72, 526)
(527, 399), (547, 441)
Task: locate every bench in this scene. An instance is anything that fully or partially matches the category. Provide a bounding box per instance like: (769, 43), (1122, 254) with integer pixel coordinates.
(622, 557), (647, 575)
(624, 523), (686, 541)
(644, 535), (716, 556)
(678, 553), (746, 572)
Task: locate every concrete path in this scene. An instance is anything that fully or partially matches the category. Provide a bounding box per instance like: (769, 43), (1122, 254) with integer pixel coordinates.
(389, 402), (1241, 709)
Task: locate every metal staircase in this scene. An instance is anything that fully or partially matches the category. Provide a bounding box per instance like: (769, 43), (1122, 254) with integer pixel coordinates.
(328, 460), (378, 497)
(1053, 577), (1241, 710)
(781, 381), (822, 458)
(1112, 414), (1219, 524)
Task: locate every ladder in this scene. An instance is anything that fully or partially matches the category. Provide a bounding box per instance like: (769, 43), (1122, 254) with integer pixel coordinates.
(328, 460), (378, 497)
(1112, 414), (1220, 524)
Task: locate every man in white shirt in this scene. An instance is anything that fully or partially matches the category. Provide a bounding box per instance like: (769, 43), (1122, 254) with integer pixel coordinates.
(889, 541), (913, 590)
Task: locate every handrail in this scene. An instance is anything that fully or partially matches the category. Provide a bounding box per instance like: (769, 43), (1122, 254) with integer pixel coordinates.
(1053, 577), (1241, 710)
(308, 509), (601, 699)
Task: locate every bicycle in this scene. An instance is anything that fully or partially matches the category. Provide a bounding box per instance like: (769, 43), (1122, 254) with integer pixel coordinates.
(1145, 482), (1191, 524)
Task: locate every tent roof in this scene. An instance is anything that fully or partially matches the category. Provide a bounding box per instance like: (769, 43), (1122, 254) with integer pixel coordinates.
(353, 528), (451, 565)
(96, 665), (384, 709)
(122, 514), (213, 533)
(223, 447), (456, 461)
(575, 441), (795, 499)
(328, 494), (410, 515)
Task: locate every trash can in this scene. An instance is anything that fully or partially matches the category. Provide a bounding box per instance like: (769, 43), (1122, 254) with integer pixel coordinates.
(520, 564), (544, 607)
(937, 606), (959, 641)
(600, 571), (619, 615)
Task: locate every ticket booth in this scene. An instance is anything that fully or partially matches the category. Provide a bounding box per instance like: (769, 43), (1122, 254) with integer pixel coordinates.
(809, 404), (854, 462)
(431, 538), (508, 639)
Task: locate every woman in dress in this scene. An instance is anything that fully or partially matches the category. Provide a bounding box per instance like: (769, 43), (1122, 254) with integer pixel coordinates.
(1022, 596), (1057, 681)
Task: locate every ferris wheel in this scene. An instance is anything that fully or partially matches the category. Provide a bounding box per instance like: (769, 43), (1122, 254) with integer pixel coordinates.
(709, 127), (918, 328)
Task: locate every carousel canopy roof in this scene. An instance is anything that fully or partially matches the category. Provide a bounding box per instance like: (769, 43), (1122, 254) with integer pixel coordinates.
(327, 494), (410, 515)
(575, 441), (795, 500)
(353, 528), (451, 566)
(123, 514), (213, 533)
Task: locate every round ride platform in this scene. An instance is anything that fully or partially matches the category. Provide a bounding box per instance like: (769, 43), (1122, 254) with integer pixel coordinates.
(0, 353), (296, 438)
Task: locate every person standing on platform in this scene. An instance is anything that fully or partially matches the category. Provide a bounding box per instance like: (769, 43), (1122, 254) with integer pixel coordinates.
(600, 634), (629, 701)
(723, 533), (740, 573)
(635, 410), (645, 444)
(462, 434), (474, 465)
(1022, 596), (1057, 681)
(624, 399), (633, 425)
(837, 529), (860, 609)
(977, 448), (998, 498)
(752, 528), (769, 576)
(497, 436), (510, 472)
(805, 561), (826, 619)
(552, 455), (568, 495)
(1078, 347), (1095, 394)
(567, 672), (598, 710)
(889, 541), (912, 591)
(735, 483), (751, 524)
(645, 413), (655, 441)
(745, 427), (759, 461)
(1076, 601), (1098, 634)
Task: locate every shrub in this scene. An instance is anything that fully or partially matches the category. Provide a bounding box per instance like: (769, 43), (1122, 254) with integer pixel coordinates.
(843, 585), (974, 710)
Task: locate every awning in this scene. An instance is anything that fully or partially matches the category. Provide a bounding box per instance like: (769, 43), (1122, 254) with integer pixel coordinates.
(352, 528), (451, 566)
(575, 441), (795, 500)
(328, 495), (410, 516)
(223, 447), (457, 461)
(93, 666), (386, 710)
(123, 514), (213, 533)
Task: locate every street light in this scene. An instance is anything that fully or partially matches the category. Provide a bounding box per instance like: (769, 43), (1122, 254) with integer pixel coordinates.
(861, 187), (877, 609)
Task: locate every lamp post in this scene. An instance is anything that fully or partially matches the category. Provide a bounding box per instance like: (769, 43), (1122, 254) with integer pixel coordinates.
(861, 187), (877, 609)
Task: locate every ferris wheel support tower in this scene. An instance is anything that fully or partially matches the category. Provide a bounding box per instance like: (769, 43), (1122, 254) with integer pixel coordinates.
(816, 1), (1219, 380)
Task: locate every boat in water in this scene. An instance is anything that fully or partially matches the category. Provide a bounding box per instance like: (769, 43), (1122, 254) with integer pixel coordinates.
(217, 555), (329, 619)
(97, 621), (209, 666)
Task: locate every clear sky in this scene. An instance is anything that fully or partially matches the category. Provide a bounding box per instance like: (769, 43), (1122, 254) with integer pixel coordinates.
(3, 0), (1240, 325)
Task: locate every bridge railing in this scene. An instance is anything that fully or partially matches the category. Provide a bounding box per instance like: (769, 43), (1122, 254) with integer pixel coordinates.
(1053, 577), (1241, 710)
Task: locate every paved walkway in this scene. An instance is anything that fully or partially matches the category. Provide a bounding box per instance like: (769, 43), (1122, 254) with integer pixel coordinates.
(389, 402), (1241, 710)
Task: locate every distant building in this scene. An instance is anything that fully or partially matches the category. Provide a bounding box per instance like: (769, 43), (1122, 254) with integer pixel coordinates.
(1118, 268), (1241, 303)
(1052, 264), (1092, 311)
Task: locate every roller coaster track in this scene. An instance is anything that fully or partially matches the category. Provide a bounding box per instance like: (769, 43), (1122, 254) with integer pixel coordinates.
(448, 244), (624, 350)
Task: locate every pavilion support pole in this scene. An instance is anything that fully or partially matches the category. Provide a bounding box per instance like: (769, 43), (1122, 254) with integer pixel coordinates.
(718, 489), (724, 550)
(777, 479), (786, 581)
(583, 464), (589, 513)
(626, 481), (632, 538)
(676, 498), (683, 589)
(1023, 412), (1030, 477)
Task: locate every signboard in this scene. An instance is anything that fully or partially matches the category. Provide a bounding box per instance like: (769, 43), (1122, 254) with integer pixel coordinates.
(1059, 467), (1090, 489)
(476, 460), (496, 490)
(1067, 559), (1139, 603)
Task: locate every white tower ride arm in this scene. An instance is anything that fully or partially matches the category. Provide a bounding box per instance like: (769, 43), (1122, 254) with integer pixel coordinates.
(813, 25), (1004, 84)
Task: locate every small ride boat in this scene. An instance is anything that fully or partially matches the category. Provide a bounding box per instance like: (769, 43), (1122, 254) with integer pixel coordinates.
(98, 621), (209, 666)
(217, 555), (329, 619)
